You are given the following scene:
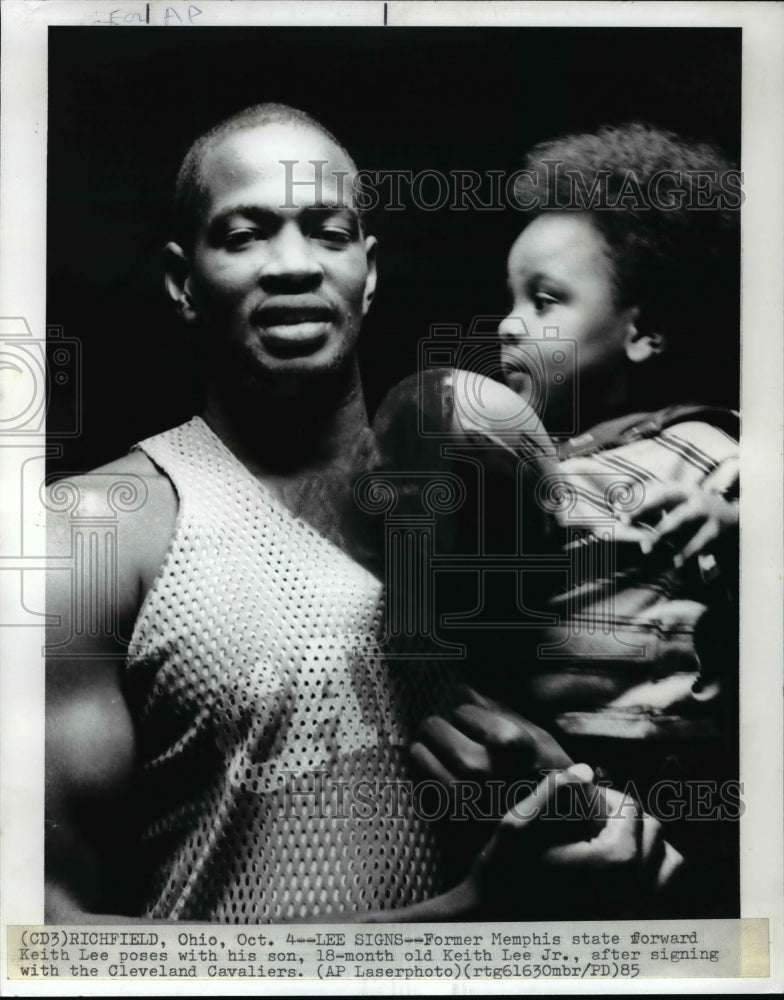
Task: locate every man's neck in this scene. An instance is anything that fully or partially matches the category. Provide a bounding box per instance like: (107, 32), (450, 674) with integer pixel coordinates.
(203, 367), (372, 478)
(201, 368), (378, 559)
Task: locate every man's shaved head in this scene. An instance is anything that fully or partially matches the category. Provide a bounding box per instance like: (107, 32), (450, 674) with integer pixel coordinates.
(173, 103), (361, 252)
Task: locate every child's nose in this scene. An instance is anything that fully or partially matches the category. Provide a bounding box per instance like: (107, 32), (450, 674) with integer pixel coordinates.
(498, 313), (529, 344)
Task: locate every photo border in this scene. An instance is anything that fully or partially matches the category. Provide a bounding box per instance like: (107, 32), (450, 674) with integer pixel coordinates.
(1, 1), (781, 995)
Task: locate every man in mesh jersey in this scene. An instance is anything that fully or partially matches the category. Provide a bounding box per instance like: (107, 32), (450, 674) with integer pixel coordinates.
(45, 104), (676, 923)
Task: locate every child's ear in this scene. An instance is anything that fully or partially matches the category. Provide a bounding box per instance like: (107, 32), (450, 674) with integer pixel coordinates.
(623, 308), (667, 363)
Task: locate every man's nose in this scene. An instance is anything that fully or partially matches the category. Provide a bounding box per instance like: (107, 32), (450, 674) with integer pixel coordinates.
(259, 224), (322, 290)
(498, 312), (529, 344)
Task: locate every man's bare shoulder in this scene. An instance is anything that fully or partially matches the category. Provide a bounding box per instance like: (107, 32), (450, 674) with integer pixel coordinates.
(46, 449), (178, 596)
(47, 451), (174, 527)
(93, 450), (166, 476)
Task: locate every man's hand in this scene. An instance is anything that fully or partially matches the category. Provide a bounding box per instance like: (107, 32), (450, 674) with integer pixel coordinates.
(411, 685), (573, 809)
(457, 767), (683, 919)
(410, 694), (683, 918)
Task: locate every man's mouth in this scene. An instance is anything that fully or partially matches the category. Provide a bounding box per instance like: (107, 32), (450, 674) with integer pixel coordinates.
(252, 301), (335, 357)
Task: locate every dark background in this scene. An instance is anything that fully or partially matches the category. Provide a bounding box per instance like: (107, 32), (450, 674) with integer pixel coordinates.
(47, 27), (741, 477)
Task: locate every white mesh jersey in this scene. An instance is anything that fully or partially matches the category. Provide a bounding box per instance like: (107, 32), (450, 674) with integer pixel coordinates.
(126, 416), (458, 922)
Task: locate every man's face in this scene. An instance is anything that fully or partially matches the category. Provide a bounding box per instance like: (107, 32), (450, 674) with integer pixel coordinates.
(172, 123), (376, 395)
(498, 213), (637, 433)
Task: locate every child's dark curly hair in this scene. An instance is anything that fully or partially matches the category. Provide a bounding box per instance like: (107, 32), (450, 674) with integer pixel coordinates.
(516, 123), (741, 407)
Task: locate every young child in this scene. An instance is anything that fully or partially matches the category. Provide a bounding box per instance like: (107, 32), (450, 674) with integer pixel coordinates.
(496, 124), (739, 744)
(375, 124), (740, 915)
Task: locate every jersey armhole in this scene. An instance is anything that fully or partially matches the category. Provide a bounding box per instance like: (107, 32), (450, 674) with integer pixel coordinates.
(125, 446), (184, 663)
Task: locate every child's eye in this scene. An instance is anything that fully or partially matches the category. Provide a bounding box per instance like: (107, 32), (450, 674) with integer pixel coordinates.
(533, 291), (559, 314)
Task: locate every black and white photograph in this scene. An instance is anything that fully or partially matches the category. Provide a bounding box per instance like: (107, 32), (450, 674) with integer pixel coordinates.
(1, 0), (782, 993)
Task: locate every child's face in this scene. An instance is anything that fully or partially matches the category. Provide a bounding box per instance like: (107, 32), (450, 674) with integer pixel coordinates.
(499, 213), (638, 434)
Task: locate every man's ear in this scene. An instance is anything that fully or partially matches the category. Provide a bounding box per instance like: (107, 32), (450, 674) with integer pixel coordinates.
(623, 308), (667, 363)
(362, 235), (378, 317)
(165, 242), (197, 324)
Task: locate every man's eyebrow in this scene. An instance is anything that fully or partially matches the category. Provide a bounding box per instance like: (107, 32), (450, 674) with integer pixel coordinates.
(207, 202), (360, 230)
(208, 205), (278, 226)
(302, 203), (361, 223)
(212, 202), (359, 218)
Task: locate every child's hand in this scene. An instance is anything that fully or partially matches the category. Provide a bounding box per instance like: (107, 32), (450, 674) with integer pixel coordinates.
(621, 482), (738, 569)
